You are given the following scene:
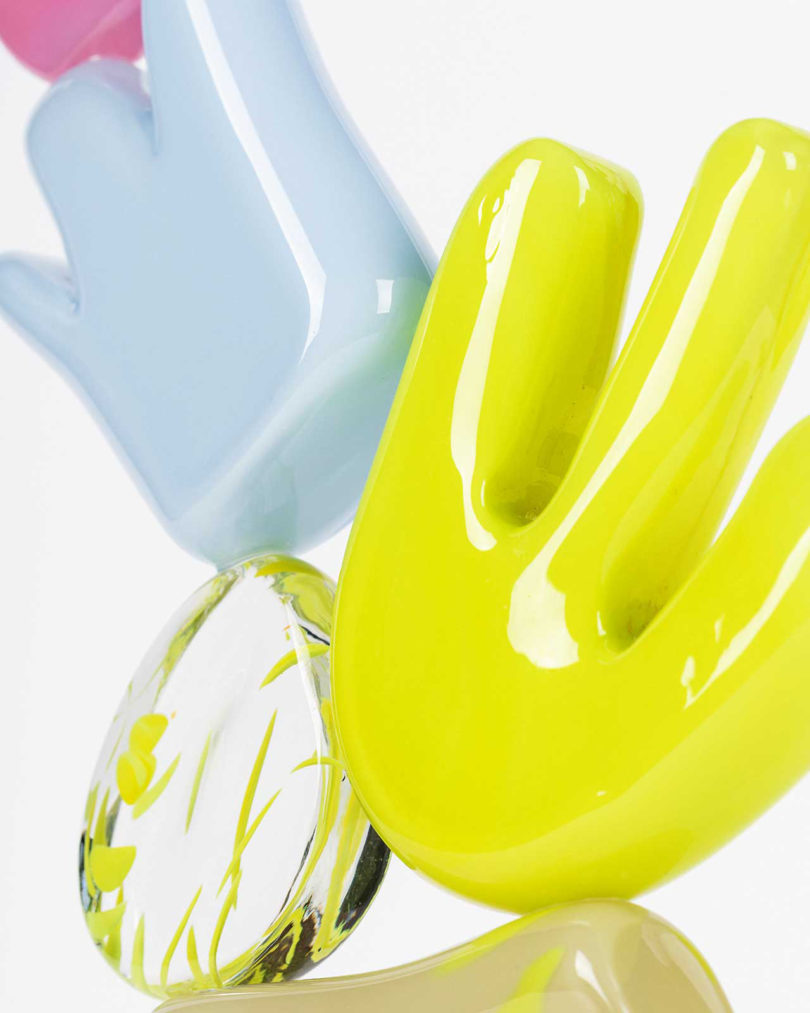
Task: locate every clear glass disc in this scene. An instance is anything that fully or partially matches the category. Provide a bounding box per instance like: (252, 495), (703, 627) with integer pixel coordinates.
(79, 555), (388, 999)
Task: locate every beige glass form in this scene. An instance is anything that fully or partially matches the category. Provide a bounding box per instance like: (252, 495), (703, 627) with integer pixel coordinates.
(157, 900), (732, 1012)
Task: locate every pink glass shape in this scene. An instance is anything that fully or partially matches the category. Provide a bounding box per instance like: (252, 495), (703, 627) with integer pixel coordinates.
(0, 0), (142, 80)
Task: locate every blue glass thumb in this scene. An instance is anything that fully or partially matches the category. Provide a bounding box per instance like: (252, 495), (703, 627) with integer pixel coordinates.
(0, 0), (433, 568)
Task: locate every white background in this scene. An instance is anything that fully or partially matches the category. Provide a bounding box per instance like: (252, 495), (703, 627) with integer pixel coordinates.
(2, 0), (810, 1009)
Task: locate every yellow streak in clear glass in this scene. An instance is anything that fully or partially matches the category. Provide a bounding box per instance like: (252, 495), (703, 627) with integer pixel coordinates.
(133, 754), (181, 820)
(217, 790), (281, 896)
(261, 644), (329, 689)
(185, 734), (212, 834)
(209, 872), (242, 989)
(161, 887), (203, 992)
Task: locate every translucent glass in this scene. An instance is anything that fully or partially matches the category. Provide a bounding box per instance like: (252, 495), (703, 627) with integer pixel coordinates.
(79, 555), (388, 1000)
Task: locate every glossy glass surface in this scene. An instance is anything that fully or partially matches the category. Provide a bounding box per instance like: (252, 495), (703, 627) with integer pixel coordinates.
(156, 900), (731, 1012)
(0, 0), (432, 568)
(0, 0), (142, 80)
(81, 556), (388, 999)
(334, 120), (810, 910)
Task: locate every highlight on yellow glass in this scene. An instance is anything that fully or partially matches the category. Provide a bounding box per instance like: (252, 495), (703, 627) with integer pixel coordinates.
(333, 118), (810, 911)
(80, 556), (389, 999)
(155, 900), (731, 1012)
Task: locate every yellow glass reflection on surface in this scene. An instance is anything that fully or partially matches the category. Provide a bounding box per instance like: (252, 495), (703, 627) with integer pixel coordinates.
(156, 900), (731, 1012)
(333, 120), (810, 910)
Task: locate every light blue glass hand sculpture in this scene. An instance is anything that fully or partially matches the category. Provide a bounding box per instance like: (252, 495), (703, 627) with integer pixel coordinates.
(0, 0), (433, 567)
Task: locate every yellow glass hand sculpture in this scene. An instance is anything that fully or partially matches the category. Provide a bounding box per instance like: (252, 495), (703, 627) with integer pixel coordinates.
(334, 119), (810, 911)
(81, 558), (389, 997)
(156, 900), (731, 1012)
